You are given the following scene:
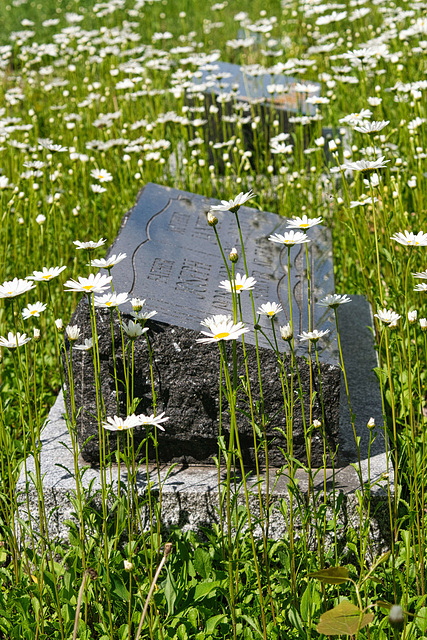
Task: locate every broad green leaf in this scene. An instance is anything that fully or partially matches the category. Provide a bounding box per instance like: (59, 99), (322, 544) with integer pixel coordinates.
(317, 600), (374, 636)
(193, 581), (218, 601)
(163, 566), (178, 616)
(194, 547), (212, 579)
(111, 576), (129, 601)
(415, 607), (427, 633)
(309, 567), (350, 584)
(206, 614), (228, 635)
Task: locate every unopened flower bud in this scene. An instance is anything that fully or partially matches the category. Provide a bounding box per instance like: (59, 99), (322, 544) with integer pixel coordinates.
(55, 318), (64, 332)
(408, 310), (417, 323)
(388, 605), (404, 630)
(131, 297), (144, 312)
(313, 419), (321, 428)
(420, 318), (427, 330)
(207, 211), (218, 227)
(229, 247), (238, 263)
(328, 139), (338, 151)
(367, 417), (375, 429)
(280, 323), (293, 341)
(33, 328), (41, 342)
(66, 324), (81, 342)
(124, 560), (134, 572)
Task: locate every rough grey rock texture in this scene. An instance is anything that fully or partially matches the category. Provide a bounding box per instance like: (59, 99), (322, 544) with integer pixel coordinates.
(65, 302), (340, 467)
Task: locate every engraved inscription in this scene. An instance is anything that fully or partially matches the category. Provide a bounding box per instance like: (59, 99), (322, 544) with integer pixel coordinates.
(148, 258), (174, 282)
(169, 210), (190, 234)
(191, 213), (215, 242)
(175, 258), (211, 299)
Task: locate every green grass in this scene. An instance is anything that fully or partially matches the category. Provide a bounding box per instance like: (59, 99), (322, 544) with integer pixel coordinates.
(0, 0), (426, 637)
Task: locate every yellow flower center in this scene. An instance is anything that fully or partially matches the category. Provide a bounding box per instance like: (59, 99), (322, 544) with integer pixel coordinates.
(31, 310), (37, 315)
(106, 301), (113, 306)
(235, 284), (243, 290)
(268, 311), (274, 316)
(42, 275), (51, 280)
(7, 291), (13, 295)
(83, 285), (93, 291)
(300, 223), (309, 228)
(215, 332), (230, 340)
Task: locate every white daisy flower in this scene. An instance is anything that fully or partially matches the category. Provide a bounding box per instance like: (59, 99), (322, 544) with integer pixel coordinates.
(0, 277), (36, 299)
(91, 184), (107, 193)
(102, 414), (141, 431)
(286, 215), (323, 230)
(73, 238), (106, 250)
(66, 325), (81, 342)
(123, 320), (149, 339)
(268, 231), (311, 246)
(414, 283), (427, 292)
(197, 318), (249, 344)
(257, 302), (283, 317)
(131, 309), (157, 321)
(0, 332), (31, 348)
(374, 308), (401, 324)
(209, 190), (255, 213)
(353, 120), (390, 133)
(90, 253), (127, 269)
(136, 411), (169, 430)
(73, 337), (94, 351)
(391, 231), (427, 246)
(412, 270), (427, 279)
(90, 168), (113, 182)
(298, 329), (330, 342)
(317, 294), (351, 309)
(343, 156), (390, 172)
(22, 301), (47, 319)
(218, 273), (257, 294)
(64, 273), (112, 294)
(93, 292), (129, 308)
(27, 266), (66, 281)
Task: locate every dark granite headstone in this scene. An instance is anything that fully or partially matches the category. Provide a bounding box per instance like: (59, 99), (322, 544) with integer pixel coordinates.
(185, 61), (322, 166)
(65, 183), (383, 469)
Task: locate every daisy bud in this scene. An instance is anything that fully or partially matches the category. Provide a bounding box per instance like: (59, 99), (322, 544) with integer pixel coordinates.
(388, 605), (404, 630)
(131, 297), (144, 312)
(124, 560), (134, 572)
(280, 323), (293, 341)
(66, 325), (81, 342)
(313, 419), (321, 428)
(328, 139), (337, 151)
(55, 318), (64, 332)
(367, 417), (375, 429)
(33, 328), (41, 342)
(408, 310), (417, 324)
(420, 318), (427, 330)
(229, 247), (239, 263)
(207, 212), (218, 227)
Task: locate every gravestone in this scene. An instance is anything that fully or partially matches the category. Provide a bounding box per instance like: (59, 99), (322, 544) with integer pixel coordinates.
(65, 183), (383, 469)
(185, 61), (322, 164)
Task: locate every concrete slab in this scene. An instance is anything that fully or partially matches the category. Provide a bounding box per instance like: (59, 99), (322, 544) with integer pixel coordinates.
(17, 390), (393, 553)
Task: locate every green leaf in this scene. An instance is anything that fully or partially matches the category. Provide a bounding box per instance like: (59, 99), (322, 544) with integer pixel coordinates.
(194, 547), (212, 579)
(111, 576), (129, 601)
(206, 614), (228, 635)
(309, 567), (350, 584)
(193, 581), (219, 601)
(163, 566), (178, 616)
(415, 607), (427, 633)
(317, 600), (374, 636)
